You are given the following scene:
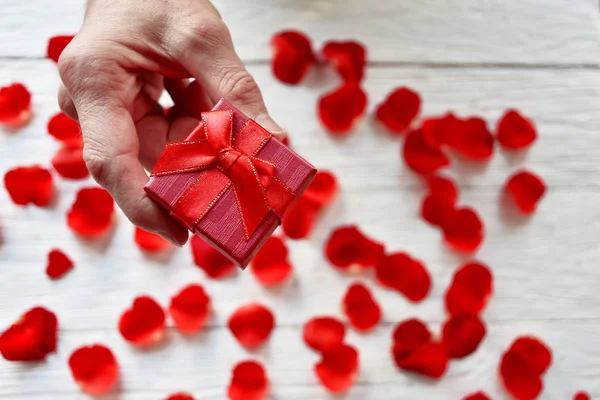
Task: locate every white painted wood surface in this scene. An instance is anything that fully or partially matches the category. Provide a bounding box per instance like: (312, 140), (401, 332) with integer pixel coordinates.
(1, 1), (600, 399)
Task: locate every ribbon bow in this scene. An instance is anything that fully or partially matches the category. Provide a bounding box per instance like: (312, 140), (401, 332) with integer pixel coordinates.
(151, 110), (295, 238)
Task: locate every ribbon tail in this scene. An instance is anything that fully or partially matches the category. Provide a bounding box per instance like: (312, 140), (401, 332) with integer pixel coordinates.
(228, 156), (271, 238)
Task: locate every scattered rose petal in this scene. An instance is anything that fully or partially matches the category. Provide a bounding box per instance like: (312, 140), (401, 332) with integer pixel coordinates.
(509, 336), (552, 376)
(375, 252), (431, 302)
(68, 344), (119, 395)
(47, 35), (74, 63)
(169, 284), (211, 334)
(166, 394), (195, 400)
(0, 83), (32, 127)
(52, 144), (89, 179)
(403, 128), (450, 175)
(395, 341), (448, 379)
(342, 283), (381, 332)
(421, 194), (456, 227)
(574, 392), (591, 400)
(271, 31), (316, 85)
(303, 316), (346, 352)
(441, 207), (484, 252)
(281, 197), (320, 239)
(227, 360), (270, 400)
(118, 296), (166, 346)
(441, 313), (486, 359)
(496, 109), (537, 150)
(463, 391), (492, 400)
(190, 236), (235, 278)
(314, 343), (359, 393)
(4, 165), (53, 207)
(318, 82), (367, 134)
(46, 249), (74, 280)
(325, 225), (385, 272)
(250, 236), (292, 285)
(322, 41), (366, 82)
(449, 117), (494, 160)
(67, 187), (114, 237)
(422, 113), (464, 148)
(505, 170), (546, 214)
(47, 112), (81, 143)
(228, 303), (275, 348)
(391, 318), (431, 363)
(445, 261), (493, 316)
(427, 175), (459, 203)
(0, 307), (58, 361)
(135, 227), (171, 252)
(303, 170), (339, 207)
(376, 87), (421, 134)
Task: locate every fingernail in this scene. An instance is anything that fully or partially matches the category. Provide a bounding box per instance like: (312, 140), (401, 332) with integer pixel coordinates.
(254, 112), (286, 141)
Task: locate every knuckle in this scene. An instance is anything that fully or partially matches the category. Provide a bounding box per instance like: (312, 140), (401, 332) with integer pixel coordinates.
(82, 148), (110, 187)
(182, 18), (230, 53)
(219, 69), (261, 104)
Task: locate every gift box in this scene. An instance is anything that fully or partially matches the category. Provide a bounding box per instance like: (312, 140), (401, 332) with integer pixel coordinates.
(145, 99), (317, 267)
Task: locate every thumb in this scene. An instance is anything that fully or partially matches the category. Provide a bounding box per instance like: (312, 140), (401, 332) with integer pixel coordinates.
(179, 28), (285, 140)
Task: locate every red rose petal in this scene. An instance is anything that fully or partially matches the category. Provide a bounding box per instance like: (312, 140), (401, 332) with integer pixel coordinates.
(396, 341), (448, 379)
(0, 83), (32, 127)
(441, 313), (486, 359)
(314, 343), (359, 393)
(250, 236), (292, 285)
(505, 170), (546, 214)
(342, 283), (381, 332)
(46, 249), (74, 280)
(118, 296), (166, 346)
(67, 187), (114, 237)
(68, 344), (119, 395)
(227, 360), (270, 400)
(271, 31), (316, 85)
(134, 227), (171, 252)
(281, 197), (320, 239)
(325, 225), (385, 272)
(403, 128), (450, 175)
(441, 207), (484, 253)
(509, 336), (552, 376)
(190, 235), (235, 278)
(4, 165), (54, 207)
(47, 112), (82, 143)
(496, 109), (537, 150)
(318, 82), (367, 134)
(445, 261), (493, 316)
(421, 194), (456, 227)
(322, 41), (366, 82)
(169, 284), (211, 334)
(463, 391), (491, 400)
(375, 252), (431, 302)
(302, 316), (346, 352)
(47, 35), (74, 63)
(166, 393), (195, 400)
(228, 303), (275, 348)
(0, 307), (58, 361)
(574, 392), (591, 400)
(422, 113), (464, 148)
(303, 170), (339, 207)
(391, 318), (432, 363)
(376, 87), (421, 134)
(427, 175), (459, 203)
(52, 144), (89, 179)
(499, 347), (543, 400)
(449, 117), (494, 160)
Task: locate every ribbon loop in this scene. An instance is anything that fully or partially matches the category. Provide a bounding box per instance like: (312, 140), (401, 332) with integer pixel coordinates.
(151, 109), (294, 239)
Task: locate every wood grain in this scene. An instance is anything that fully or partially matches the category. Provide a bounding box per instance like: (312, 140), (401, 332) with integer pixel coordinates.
(0, 0), (599, 65)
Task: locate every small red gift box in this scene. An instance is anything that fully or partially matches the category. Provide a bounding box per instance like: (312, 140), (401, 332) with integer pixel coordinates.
(145, 99), (317, 267)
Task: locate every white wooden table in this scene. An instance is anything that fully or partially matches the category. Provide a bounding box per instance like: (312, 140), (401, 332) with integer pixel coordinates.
(1, 1), (600, 399)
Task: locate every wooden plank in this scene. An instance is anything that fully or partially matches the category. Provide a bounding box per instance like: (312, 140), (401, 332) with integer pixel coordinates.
(0, 321), (598, 399)
(0, 0), (599, 65)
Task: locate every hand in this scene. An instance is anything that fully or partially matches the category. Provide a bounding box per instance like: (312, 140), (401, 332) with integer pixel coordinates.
(57, 0), (284, 246)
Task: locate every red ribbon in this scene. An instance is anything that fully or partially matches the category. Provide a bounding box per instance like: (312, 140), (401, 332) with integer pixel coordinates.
(151, 110), (296, 238)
